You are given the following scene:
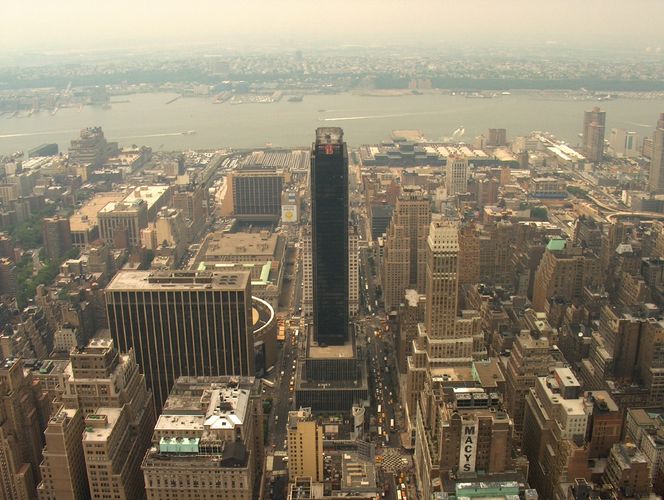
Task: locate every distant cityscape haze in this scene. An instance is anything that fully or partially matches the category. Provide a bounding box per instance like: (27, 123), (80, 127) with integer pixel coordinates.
(2, 0), (664, 52)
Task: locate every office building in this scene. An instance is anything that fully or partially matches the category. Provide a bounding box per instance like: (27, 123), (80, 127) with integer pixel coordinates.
(0, 233), (12, 258)
(585, 391), (622, 459)
(580, 315), (664, 410)
(287, 408), (323, 482)
(0, 184), (18, 204)
(68, 127), (118, 168)
(172, 185), (206, 229)
(636, 317), (664, 408)
(421, 220), (482, 358)
(152, 207), (188, 257)
(141, 377), (264, 500)
(0, 257), (17, 295)
(105, 270), (254, 410)
(98, 199), (148, 248)
(369, 204), (394, 239)
(38, 339), (154, 500)
(122, 185), (172, 222)
(382, 186), (431, 312)
(349, 226), (359, 316)
(96, 186), (171, 249)
(302, 227), (313, 316)
(532, 238), (600, 312)
(192, 230), (286, 308)
(408, 220), (486, 499)
(445, 155), (469, 196)
(603, 443), (652, 498)
(82, 407), (147, 500)
(650, 113), (664, 193)
(396, 290), (425, 374)
(583, 106), (606, 163)
(230, 169), (284, 222)
(458, 222), (480, 286)
(37, 405), (90, 500)
(522, 368), (592, 499)
(435, 389), (513, 476)
(0, 358), (50, 500)
(586, 122), (605, 163)
(487, 128), (507, 147)
(610, 128), (639, 158)
(69, 192), (126, 250)
(294, 128), (368, 412)
(294, 332), (369, 413)
(424, 220), (460, 337)
(43, 216), (72, 260)
(311, 127), (349, 345)
(504, 331), (557, 440)
(625, 408), (664, 494)
(60, 339), (154, 419)
(511, 221), (562, 298)
(528, 177), (567, 199)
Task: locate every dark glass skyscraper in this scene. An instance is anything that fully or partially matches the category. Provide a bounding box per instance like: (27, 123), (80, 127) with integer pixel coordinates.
(105, 270), (254, 411)
(311, 127), (349, 345)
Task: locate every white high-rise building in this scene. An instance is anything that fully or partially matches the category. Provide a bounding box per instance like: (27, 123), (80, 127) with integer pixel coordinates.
(302, 227), (313, 316)
(610, 128), (639, 158)
(445, 156), (469, 196)
(349, 226), (359, 316)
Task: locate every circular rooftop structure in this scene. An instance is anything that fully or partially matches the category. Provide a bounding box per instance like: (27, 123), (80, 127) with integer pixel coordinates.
(251, 296), (277, 375)
(251, 296), (275, 334)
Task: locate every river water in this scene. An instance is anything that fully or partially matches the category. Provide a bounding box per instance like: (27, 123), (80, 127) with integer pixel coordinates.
(1, 92), (663, 155)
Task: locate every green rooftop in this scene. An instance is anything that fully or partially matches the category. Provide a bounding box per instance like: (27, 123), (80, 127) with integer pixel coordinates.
(546, 238), (566, 252)
(455, 481), (520, 497)
(159, 437), (200, 454)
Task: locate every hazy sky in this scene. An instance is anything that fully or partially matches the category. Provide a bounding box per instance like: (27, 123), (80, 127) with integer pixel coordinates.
(3, 0), (664, 52)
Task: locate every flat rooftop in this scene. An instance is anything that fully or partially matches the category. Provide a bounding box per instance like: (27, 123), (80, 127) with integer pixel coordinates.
(202, 231), (280, 258)
(99, 199), (145, 214)
(122, 185), (170, 212)
(430, 365), (475, 383)
(157, 386), (250, 432)
(341, 452), (377, 491)
(70, 192), (125, 231)
(82, 407), (122, 443)
(308, 341), (355, 359)
(316, 127), (344, 144)
(105, 270), (250, 292)
(472, 359), (505, 388)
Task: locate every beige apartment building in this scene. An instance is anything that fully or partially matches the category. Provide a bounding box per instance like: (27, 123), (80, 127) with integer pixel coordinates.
(287, 408), (324, 482)
(382, 186), (431, 312)
(37, 406), (89, 500)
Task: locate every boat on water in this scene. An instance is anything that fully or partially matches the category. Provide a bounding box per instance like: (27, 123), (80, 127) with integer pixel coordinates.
(183, 130), (196, 135)
(452, 126), (465, 138)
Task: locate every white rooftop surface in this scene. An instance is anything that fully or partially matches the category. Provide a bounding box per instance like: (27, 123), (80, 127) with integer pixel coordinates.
(123, 185), (170, 211)
(83, 407), (122, 443)
(106, 270), (249, 291)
